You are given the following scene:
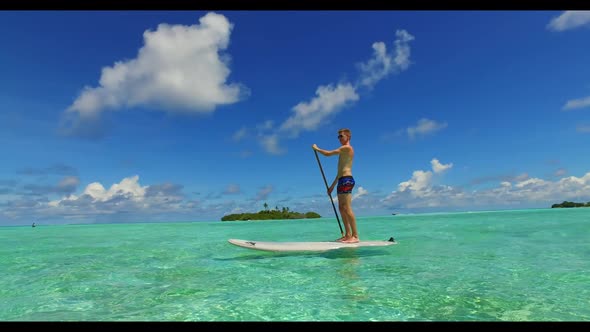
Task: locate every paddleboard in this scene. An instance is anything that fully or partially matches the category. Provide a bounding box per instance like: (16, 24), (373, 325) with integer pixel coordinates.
(228, 237), (397, 252)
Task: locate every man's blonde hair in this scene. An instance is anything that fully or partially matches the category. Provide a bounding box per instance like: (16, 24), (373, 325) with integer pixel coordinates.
(338, 128), (351, 138)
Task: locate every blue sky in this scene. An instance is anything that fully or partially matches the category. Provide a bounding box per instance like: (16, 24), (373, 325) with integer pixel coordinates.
(1, 10), (590, 226)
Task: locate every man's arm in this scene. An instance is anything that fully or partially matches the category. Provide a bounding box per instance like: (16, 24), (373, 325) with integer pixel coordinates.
(312, 144), (341, 156)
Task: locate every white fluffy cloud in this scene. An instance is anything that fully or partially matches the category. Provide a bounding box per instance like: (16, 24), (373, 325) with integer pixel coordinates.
(562, 96), (590, 111)
(431, 158), (453, 174)
(394, 158), (452, 199)
(358, 29), (415, 88)
(62, 12), (247, 135)
(407, 118), (448, 140)
(1, 174), (288, 224)
(259, 134), (284, 155)
(253, 29), (414, 154)
(50, 175), (147, 206)
(257, 83), (359, 155)
(352, 186), (368, 201)
(381, 159), (590, 210)
(547, 11), (590, 32)
(279, 84), (360, 137)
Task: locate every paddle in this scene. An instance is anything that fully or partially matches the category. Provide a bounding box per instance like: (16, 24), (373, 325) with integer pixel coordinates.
(313, 150), (344, 236)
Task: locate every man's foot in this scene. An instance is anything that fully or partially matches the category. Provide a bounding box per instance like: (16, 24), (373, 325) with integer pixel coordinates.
(335, 235), (351, 242)
(341, 237), (359, 243)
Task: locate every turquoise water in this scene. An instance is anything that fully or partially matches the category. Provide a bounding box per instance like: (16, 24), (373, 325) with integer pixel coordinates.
(1, 208), (589, 321)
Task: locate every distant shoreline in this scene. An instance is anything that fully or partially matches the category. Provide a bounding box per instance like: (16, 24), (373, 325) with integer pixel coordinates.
(221, 209), (321, 221)
(551, 201), (590, 208)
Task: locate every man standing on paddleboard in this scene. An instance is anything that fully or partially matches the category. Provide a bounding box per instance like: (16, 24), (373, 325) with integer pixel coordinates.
(312, 128), (358, 243)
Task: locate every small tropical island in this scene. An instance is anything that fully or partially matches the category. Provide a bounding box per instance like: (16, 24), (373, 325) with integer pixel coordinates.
(551, 201), (590, 208)
(221, 203), (321, 221)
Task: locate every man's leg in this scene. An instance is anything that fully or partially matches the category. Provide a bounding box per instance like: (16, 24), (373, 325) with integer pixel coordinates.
(337, 201), (349, 241)
(338, 195), (352, 241)
(340, 194), (358, 243)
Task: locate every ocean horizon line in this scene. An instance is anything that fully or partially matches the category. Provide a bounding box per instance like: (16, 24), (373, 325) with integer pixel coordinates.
(2, 206), (587, 227)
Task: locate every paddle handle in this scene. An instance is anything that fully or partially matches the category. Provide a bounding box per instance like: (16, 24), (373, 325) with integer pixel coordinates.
(314, 150), (344, 236)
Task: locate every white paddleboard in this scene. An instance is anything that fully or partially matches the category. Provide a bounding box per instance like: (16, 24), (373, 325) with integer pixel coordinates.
(228, 237), (397, 252)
